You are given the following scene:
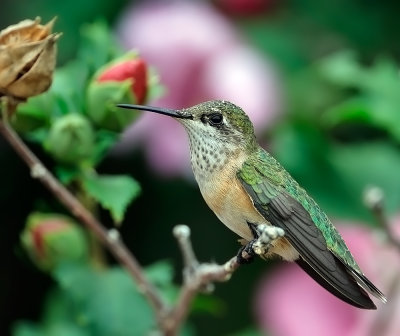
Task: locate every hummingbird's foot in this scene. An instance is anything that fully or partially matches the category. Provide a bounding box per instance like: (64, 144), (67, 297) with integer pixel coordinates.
(236, 243), (256, 264)
(237, 223), (285, 264)
(252, 224), (285, 256)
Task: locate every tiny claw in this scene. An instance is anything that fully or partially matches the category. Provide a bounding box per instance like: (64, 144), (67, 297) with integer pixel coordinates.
(236, 242), (255, 264)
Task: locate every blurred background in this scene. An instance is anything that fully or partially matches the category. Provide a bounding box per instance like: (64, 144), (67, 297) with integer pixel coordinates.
(2, 0), (400, 335)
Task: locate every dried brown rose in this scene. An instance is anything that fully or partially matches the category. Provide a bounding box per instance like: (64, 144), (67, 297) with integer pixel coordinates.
(0, 17), (60, 99)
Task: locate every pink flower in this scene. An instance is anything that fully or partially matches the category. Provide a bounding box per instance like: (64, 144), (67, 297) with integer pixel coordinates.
(115, 1), (282, 177)
(254, 216), (400, 336)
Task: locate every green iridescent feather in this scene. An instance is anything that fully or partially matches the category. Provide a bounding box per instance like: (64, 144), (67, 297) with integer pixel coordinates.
(238, 147), (361, 272)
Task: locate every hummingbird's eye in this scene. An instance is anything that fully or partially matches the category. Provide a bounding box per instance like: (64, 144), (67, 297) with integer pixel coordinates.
(208, 113), (223, 126)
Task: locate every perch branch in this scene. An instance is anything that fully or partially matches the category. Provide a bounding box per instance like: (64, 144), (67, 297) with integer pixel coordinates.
(364, 186), (400, 251)
(0, 117), (167, 323)
(163, 225), (241, 335)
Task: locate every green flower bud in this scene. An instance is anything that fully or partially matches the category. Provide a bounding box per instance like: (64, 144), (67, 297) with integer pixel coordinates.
(21, 213), (88, 271)
(86, 80), (139, 132)
(45, 113), (95, 165)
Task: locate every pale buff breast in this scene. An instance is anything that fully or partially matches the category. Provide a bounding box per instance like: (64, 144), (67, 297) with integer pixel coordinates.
(195, 156), (299, 262)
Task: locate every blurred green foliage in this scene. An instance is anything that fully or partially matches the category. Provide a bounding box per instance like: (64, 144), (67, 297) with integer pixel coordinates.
(11, 22), (141, 224)
(1, 0), (131, 64)
(2, 0), (400, 335)
(270, 51), (400, 222)
(13, 262), (159, 336)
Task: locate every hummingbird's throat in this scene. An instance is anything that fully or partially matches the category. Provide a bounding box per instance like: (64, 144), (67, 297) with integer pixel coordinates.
(183, 122), (242, 181)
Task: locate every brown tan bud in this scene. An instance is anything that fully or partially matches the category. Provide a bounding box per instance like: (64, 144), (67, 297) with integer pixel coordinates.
(0, 17), (60, 99)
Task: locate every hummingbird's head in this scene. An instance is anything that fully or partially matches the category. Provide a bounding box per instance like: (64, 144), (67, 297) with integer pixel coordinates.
(117, 100), (257, 178)
(117, 100), (257, 152)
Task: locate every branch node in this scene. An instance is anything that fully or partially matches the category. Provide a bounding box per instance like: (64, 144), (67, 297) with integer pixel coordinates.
(364, 185), (384, 211)
(30, 162), (47, 178)
(201, 282), (215, 294)
(107, 228), (120, 243)
(173, 224), (190, 239)
(363, 186), (400, 251)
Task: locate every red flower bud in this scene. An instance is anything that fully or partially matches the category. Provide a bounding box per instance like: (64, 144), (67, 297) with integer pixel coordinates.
(31, 220), (68, 257)
(97, 58), (147, 104)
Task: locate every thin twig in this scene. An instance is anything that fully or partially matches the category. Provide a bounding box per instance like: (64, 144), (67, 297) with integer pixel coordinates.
(0, 118), (167, 324)
(164, 225), (241, 335)
(173, 225), (200, 273)
(364, 186), (400, 251)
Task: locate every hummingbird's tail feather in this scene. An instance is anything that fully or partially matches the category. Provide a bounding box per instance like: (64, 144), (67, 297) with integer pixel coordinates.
(296, 257), (377, 309)
(345, 266), (387, 303)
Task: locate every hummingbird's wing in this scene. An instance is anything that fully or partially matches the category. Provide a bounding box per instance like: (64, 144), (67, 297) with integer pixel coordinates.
(237, 150), (379, 309)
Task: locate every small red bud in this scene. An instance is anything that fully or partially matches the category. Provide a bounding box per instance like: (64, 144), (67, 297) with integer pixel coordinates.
(97, 59), (147, 104)
(31, 220), (69, 257)
(21, 213), (88, 270)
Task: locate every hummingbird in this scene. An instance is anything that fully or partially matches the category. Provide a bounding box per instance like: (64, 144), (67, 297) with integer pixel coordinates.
(118, 100), (386, 309)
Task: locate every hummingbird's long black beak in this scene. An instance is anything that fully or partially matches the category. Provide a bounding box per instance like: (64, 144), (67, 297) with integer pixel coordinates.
(117, 104), (192, 119)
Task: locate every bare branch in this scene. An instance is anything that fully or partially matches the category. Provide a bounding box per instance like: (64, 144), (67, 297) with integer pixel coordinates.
(173, 225), (200, 272)
(164, 225), (241, 335)
(364, 186), (400, 251)
(0, 117), (167, 325)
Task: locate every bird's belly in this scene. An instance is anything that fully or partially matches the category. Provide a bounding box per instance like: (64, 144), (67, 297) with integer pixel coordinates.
(198, 174), (299, 261)
(199, 174), (263, 241)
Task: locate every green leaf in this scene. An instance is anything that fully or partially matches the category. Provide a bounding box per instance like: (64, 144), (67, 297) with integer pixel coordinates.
(359, 57), (400, 95)
(92, 130), (118, 165)
(50, 60), (90, 115)
(13, 92), (55, 133)
(322, 98), (372, 127)
(42, 288), (76, 327)
(25, 128), (49, 143)
(319, 54), (400, 143)
(317, 50), (363, 87)
(81, 174), (141, 223)
(52, 264), (155, 336)
(322, 95), (400, 143)
(55, 166), (82, 185)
